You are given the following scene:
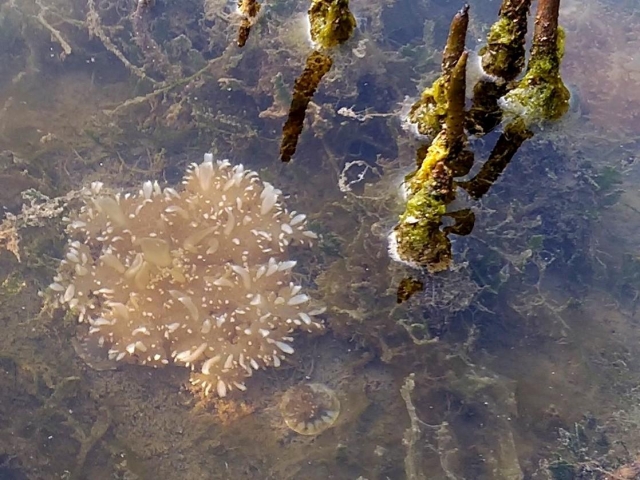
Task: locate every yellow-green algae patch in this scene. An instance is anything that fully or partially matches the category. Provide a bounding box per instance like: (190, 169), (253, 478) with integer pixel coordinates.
(308, 0), (356, 49)
(501, 28), (570, 123)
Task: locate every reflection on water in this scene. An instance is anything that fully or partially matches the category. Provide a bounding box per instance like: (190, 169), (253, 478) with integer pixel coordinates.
(1, 0), (640, 478)
(562, 0), (640, 138)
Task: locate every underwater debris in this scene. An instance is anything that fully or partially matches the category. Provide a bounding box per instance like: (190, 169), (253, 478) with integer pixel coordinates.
(605, 457), (640, 479)
(0, 188), (76, 263)
(393, 0), (569, 272)
(0, 214), (21, 262)
(280, 383), (340, 435)
(49, 154), (323, 397)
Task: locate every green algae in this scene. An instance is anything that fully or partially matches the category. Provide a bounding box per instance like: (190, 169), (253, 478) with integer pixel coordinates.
(406, 5), (469, 138)
(479, 0), (531, 81)
(308, 0), (356, 49)
(397, 0), (570, 271)
(502, 27), (570, 123)
(393, 132), (453, 271)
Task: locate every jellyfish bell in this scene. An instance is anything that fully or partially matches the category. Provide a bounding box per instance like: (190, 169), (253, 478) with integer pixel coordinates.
(280, 383), (341, 435)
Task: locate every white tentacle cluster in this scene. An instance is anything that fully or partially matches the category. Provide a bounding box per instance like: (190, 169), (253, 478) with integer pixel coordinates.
(50, 154), (323, 397)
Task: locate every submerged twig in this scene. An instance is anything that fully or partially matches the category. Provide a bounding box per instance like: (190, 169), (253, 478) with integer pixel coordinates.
(279, 0), (356, 162)
(131, 0), (179, 82)
(280, 51), (333, 162)
(86, 0), (157, 84)
(35, 0), (72, 59)
(237, 0), (261, 47)
(401, 374), (427, 480)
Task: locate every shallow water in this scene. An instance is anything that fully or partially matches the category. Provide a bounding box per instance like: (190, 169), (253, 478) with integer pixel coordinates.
(1, 0), (640, 478)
